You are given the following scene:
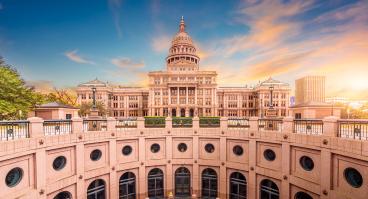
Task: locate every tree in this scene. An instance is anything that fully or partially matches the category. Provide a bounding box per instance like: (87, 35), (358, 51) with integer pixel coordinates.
(78, 101), (107, 117)
(45, 88), (78, 107)
(0, 58), (45, 120)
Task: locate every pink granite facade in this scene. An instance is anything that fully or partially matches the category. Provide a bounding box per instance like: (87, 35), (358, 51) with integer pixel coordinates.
(0, 116), (368, 199)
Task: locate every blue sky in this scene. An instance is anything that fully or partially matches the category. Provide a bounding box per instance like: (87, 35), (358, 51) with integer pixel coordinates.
(1, 0), (368, 98)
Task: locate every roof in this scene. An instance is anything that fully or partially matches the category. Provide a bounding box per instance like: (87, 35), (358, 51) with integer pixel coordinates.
(36, 102), (78, 109)
(290, 101), (343, 108)
(257, 77), (289, 87)
(78, 78), (107, 87)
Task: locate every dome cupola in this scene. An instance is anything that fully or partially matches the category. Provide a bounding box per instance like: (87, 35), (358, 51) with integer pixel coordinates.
(166, 16), (200, 71)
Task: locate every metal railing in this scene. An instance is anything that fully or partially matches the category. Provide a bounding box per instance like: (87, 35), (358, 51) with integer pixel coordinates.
(228, 117), (250, 128)
(43, 120), (72, 135)
(258, 118), (283, 132)
(293, 119), (323, 135)
(199, 117), (220, 128)
(83, 119), (107, 132)
(338, 120), (368, 140)
(0, 120), (30, 140)
(116, 118), (137, 130)
(172, 117), (193, 128)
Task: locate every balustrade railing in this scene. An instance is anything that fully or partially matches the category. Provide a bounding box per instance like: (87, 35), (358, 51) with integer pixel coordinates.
(144, 117), (166, 128)
(172, 117), (193, 128)
(0, 120), (29, 140)
(228, 117), (250, 128)
(43, 120), (72, 135)
(83, 119), (107, 132)
(116, 118), (137, 130)
(258, 118), (282, 132)
(338, 120), (368, 140)
(293, 119), (323, 135)
(199, 117), (220, 128)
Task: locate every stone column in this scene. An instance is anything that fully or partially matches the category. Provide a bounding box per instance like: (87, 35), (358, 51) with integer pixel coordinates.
(137, 117), (145, 129)
(220, 117), (228, 131)
(282, 116), (294, 134)
(71, 117), (83, 134)
(186, 87), (189, 105)
(177, 87), (180, 105)
(28, 117), (44, 138)
(248, 117), (259, 132)
(323, 116), (339, 137)
(192, 117), (200, 129)
(106, 117), (116, 132)
(166, 117), (172, 129)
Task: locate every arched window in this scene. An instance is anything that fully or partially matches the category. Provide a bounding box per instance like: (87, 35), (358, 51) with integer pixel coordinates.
(175, 167), (191, 197)
(294, 192), (313, 199)
(119, 172), (136, 199)
(87, 179), (106, 199)
(54, 191), (72, 199)
(202, 168), (218, 199)
(230, 172), (247, 199)
(148, 168), (164, 199)
(260, 179), (279, 199)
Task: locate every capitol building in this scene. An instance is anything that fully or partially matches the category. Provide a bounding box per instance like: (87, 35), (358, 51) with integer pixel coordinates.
(0, 17), (367, 199)
(77, 17), (290, 118)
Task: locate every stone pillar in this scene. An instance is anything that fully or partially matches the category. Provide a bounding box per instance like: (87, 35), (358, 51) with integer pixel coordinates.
(220, 117), (228, 130)
(28, 117), (44, 138)
(282, 116), (294, 134)
(248, 117), (259, 132)
(71, 117), (83, 134)
(177, 87), (180, 105)
(166, 117), (172, 129)
(106, 117), (116, 132)
(193, 117), (200, 129)
(186, 87), (189, 105)
(323, 116), (339, 137)
(137, 117), (145, 129)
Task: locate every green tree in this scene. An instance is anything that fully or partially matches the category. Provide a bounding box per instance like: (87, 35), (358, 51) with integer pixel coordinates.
(78, 101), (107, 117)
(0, 58), (45, 120)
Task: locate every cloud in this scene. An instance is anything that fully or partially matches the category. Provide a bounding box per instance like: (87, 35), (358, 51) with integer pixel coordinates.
(65, 50), (95, 64)
(26, 80), (55, 94)
(111, 57), (145, 69)
(151, 34), (172, 53)
(108, 0), (123, 38)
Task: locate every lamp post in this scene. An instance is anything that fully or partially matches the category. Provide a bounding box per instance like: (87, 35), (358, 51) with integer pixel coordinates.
(269, 85), (274, 109)
(92, 87), (97, 110)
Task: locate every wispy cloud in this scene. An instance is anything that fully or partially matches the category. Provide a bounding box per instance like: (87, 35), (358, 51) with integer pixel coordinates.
(151, 34), (171, 53)
(111, 57), (145, 69)
(64, 50), (95, 64)
(108, 0), (123, 38)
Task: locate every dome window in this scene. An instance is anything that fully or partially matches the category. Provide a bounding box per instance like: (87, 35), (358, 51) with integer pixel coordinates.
(344, 167), (363, 188)
(263, 149), (276, 161)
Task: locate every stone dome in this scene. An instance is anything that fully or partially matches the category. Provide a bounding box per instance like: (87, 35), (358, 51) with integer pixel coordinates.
(166, 16), (200, 70)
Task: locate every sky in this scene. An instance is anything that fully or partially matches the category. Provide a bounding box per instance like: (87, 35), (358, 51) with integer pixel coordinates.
(0, 0), (368, 99)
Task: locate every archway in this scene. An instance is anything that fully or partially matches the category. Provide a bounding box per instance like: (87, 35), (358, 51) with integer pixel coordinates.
(87, 179), (106, 199)
(202, 168), (218, 199)
(260, 179), (279, 199)
(172, 108), (177, 117)
(119, 172), (136, 199)
(175, 167), (191, 197)
(189, 109), (194, 117)
(229, 172), (247, 199)
(180, 108), (186, 117)
(148, 168), (164, 199)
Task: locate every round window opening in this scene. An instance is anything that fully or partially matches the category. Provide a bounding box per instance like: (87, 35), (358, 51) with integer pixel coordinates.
(53, 156), (67, 171)
(122, 145), (133, 156)
(233, 145), (244, 156)
(178, 143), (187, 152)
(344, 167), (363, 188)
(263, 149), (276, 161)
(299, 156), (314, 171)
(205, 143), (215, 153)
(151, 143), (160, 153)
(54, 191), (72, 199)
(5, 167), (23, 187)
(295, 191), (313, 199)
(90, 149), (102, 161)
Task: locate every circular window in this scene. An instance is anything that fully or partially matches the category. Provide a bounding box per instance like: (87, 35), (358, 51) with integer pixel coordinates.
(178, 143), (187, 152)
(344, 167), (363, 188)
(5, 167), (23, 187)
(295, 192), (313, 199)
(299, 156), (314, 171)
(53, 156), (67, 171)
(205, 143), (215, 153)
(90, 149), (102, 161)
(54, 191), (72, 199)
(263, 149), (276, 161)
(122, 145), (132, 156)
(233, 145), (244, 156)
(151, 143), (160, 153)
